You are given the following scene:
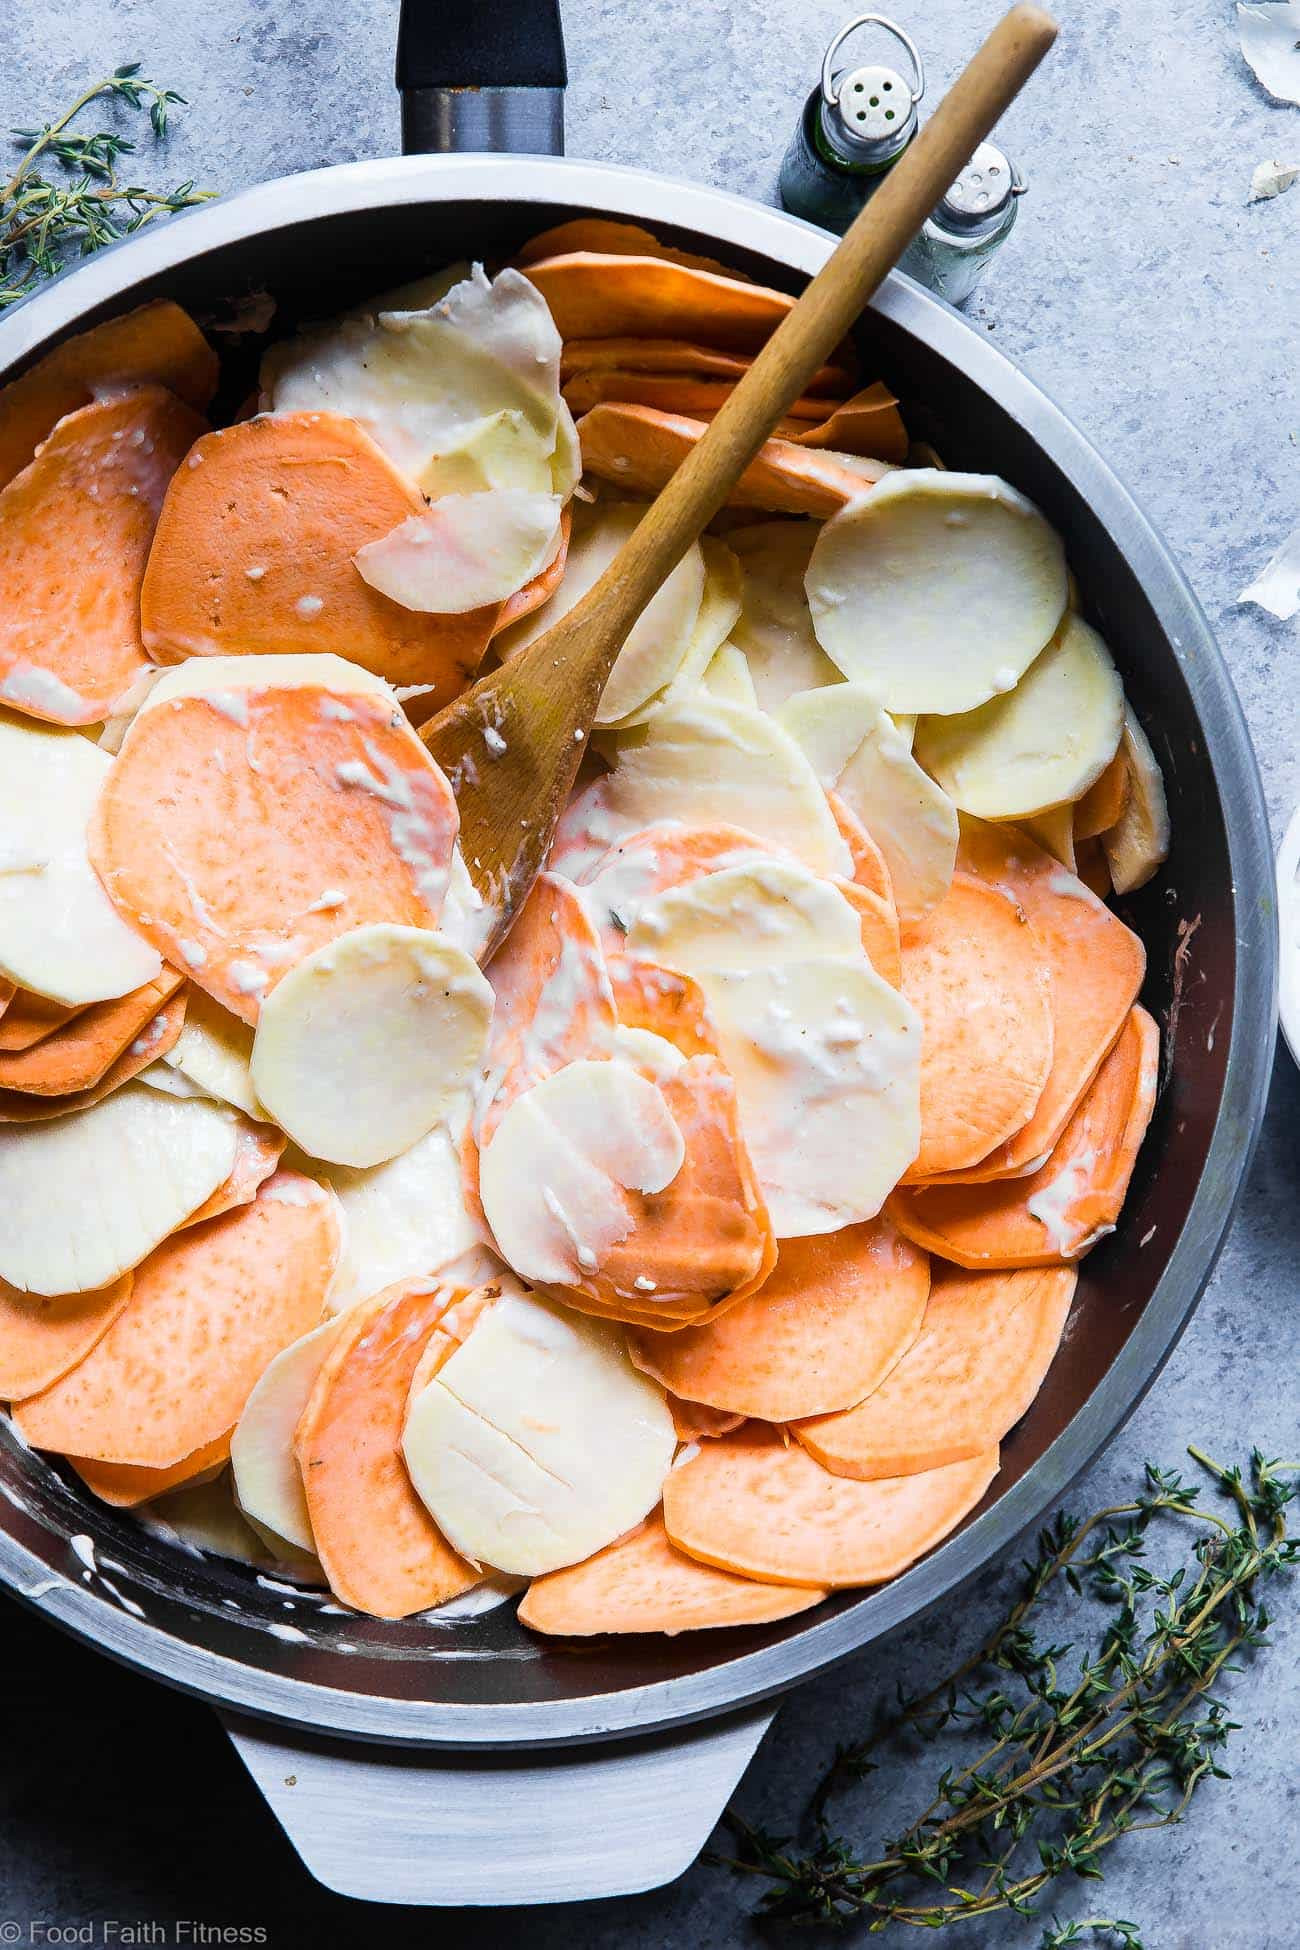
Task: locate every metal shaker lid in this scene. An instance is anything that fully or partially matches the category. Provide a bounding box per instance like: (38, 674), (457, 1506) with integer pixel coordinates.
(936, 140), (1025, 230)
(820, 15), (924, 164)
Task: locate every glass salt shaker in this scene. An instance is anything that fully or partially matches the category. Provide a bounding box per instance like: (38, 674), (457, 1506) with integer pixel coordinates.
(778, 14), (926, 235)
(897, 140), (1027, 306)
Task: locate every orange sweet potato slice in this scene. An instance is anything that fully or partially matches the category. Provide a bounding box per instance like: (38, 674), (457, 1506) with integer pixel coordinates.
(0, 1273), (134, 1402)
(0, 388), (206, 725)
(177, 1119), (286, 1231)
(0, 991), (86, 1053)
(69, 1431), (232, 1508)
(0, 970), (183, 1097)
(560, 336), (851, 395)
(899, 873), (1054, 1180)
(1074, 750), (1130, 839)
(827, 790), (894, 906)
(492, 506), (572, 637)
(515, 220), (756, 282)
(667, 1397), (746, 1441)
(796, 1263), (1077, 1479)
(296, 1275), (478, 1618)
(663, 1423), (999, 1587)
(889, 1006), (1159, 1269)
(140, 412), (498, 700)
(791, 382), (909, 462)
(518, 1511), (825, 1636)
(629, 1218), (928, 1421)
(577, 405), (884, 516)
(0, 986), (187, 1122)
(14, 1172), (339, 1467)
(90, 675), (458, 1024)
(836, 878), (901, 988)
(937, 818), (1146, 1181)
(0, 299), (217, 491)
(533, 1055), (774, 1333)
(521, 253), (794, 349)
(605, 953), (720, 1059)
(477, 871), (616, 1144)
(562, 369), (836, 420)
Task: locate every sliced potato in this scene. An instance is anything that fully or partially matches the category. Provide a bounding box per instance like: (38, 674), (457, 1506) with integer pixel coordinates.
(603, 697), (851, 879)
(262, 264), (567, 499)
(137, 649), (396, 713)
(402, 1288), (676, 1576)
(323, 1122), (492, 1316)
(693, 956), (921, 1237)
(0, 1083), (238, 1295)
(1102, 706), (1171, 895)
(0, 711), (162, 1005)
(230, 1316), (342, 1553)
(780, 685), (958, 922)
(164, 987), (262, 1117)
(611, 1023), (688, 1078)
(478, 1058), (685, 1284)
(727, 520), (845, 709)
(620, 536), (743, 727)
(806, 470), (1068, 715)
(496, 500), (707, 726)
(914, 613), (1124, 821)
(251, 924), (492, 1168)
(353, 489), (562, 614)
(628, 859), (864, 972)
(699, 641), (757, 708)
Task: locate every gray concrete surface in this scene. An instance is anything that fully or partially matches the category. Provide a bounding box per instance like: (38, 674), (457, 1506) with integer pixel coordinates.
(0, 1), (1296, 1944)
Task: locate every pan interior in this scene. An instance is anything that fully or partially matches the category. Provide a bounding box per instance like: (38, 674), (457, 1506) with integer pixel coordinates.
(0, 188), (1247, 1727)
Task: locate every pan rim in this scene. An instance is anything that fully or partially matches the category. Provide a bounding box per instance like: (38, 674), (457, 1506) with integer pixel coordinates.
(0, 153), (1277, 1748)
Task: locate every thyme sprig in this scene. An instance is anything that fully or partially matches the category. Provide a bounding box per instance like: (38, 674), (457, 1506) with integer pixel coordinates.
(711, 1449), (1297, 1944)
(1, 66), (211, 308)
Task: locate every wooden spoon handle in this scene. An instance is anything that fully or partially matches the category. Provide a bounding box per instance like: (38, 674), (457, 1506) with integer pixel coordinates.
(584, 3), (1058, 644)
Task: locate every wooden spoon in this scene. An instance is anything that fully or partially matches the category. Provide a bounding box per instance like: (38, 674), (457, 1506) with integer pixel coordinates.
(424, 4), (1058, 952)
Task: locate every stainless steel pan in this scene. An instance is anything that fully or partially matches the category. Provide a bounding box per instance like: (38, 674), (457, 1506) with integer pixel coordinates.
(0, 0), (1276, 1906)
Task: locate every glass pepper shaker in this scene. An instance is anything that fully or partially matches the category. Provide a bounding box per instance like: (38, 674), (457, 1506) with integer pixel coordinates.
(778, 17), (1026, 307)
(778, 14), (925, 236)
(897, 140), (1027, 306)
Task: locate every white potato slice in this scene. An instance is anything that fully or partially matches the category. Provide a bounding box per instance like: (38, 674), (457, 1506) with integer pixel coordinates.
(251, 924), (492, 1168)
(322, 1122), (492, 1316)
(353, 489), (563, 614)
(262, 264), (566, 499)
(136, 1060), (209, 1100)
(694, 957), (921, 1237)
(629, 859), (864, 973)
(806, 470), (1069, 714)
(611, 1024), (688, 1079)
(779, 685), (958, 921)
(437, 846), (494, 963)
(611, 537), (743, 730)
(141, 1473), (310, 1574)
(913, 612), (1124, 820)
(402, 1289), (676, 1577)
(1102, 706), (1171, 894)
(496, 501), (707, 727)
(0, 1083), (239, 1295)
(0, 711), (162, 1005)
(728, 521), (846, 709)
(230, 1316), (343, 1554)
(478, 1059), (685, 1285)
(139, 651), (396, 714)
(699, 641), (757, 708)
(604, 697), (851, 879)
(164, 987), (262, 1117)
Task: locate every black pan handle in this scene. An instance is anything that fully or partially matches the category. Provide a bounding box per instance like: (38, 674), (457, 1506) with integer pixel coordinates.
(397, 0), (567, 155)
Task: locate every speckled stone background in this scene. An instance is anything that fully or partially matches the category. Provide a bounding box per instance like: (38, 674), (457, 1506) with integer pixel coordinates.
(0, 1), (1296, 1944)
